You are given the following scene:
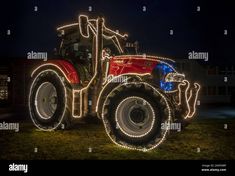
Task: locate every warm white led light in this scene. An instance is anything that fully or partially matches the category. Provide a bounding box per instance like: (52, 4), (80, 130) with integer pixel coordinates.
(114, 54), (175, 63)
(177, 80), (190, 119)
(164, 89), (178, 93)
(31, 63), (73, 83)
(187, 83), (200, 118)
(177, 80), (201, 119)
(57, 23), (79, 31)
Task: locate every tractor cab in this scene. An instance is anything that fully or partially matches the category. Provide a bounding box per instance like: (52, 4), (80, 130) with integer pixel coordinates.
(56, 17), (128, 85)
(57, 26), (93, 85)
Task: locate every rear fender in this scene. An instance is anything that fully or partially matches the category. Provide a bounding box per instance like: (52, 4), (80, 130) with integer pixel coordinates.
(31, 60), (80, 84)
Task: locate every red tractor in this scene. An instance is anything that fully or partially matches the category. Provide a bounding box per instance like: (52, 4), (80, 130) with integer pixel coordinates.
(28, 15), (200, 151)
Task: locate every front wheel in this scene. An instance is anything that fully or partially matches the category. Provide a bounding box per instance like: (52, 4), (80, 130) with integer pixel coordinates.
(28, 70), (72, 130)
(102, 83), (171, 151)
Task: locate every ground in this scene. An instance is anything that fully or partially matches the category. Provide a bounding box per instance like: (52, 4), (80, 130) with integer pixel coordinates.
(0, 118), (235, 160)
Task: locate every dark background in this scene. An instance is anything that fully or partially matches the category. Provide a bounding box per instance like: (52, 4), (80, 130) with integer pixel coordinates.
(0, 0), (234, 65)
(0, 1), (235, 162)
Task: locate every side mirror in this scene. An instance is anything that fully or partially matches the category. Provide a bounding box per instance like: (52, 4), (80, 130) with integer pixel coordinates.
(78, 15), (90, 38)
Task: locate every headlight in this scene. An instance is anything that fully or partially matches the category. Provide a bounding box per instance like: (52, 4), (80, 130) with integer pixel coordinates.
(165, 73), (185, 82)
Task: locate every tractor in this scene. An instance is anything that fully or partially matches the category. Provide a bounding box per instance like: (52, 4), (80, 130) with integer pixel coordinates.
(28, 15), (200, 151)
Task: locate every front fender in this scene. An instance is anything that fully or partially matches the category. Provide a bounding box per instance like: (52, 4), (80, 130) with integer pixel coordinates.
(96, 74), (143, 118)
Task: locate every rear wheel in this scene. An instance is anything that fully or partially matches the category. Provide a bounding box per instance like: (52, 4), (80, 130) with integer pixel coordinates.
(102, 82), (171, 151)
(29, 70), (72, 130)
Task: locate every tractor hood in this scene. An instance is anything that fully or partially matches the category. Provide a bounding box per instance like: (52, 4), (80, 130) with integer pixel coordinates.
(109, 55), (185, 92)
(109, 55), (176, 76)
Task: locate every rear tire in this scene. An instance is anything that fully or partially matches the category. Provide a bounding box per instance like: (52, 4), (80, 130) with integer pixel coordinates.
(29, 70), (72, 130)
(102, 82), (171, 151)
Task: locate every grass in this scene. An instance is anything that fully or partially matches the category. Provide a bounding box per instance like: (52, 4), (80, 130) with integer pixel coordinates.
(0, 118), (235, 160)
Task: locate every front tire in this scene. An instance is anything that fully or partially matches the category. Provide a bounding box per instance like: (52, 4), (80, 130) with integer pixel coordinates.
(29, 70), (72, 130)
(102, 82), (171, 151)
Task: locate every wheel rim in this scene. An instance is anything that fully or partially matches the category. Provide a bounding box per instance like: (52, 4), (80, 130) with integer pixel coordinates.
(35, 82), (58, 119)
(115, 96), (155, 138)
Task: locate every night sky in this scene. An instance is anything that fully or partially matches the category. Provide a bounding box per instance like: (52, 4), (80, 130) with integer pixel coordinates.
(0, 0), (234, 65)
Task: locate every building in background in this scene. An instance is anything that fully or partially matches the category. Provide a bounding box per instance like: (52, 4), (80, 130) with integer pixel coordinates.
(0, 65), (10, 107)
(0, 59), (40, 110)
(175, 59), (235, 104)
